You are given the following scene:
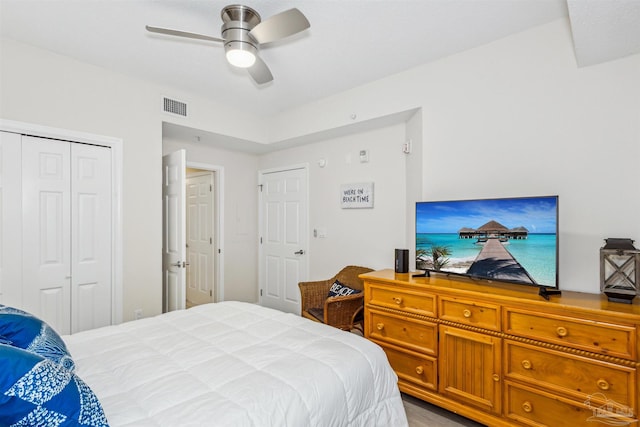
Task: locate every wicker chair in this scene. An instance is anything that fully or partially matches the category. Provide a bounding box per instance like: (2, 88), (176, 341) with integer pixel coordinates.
(299, 265), (374, 332)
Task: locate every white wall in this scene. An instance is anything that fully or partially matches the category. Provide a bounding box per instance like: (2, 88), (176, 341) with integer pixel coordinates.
(272, 19), (640, 294)
(0, 38), (163, 321)
(2, 16), (639, 306)
(413, 20), (640, 293)
(259, 123), (408, 280)
(0, 38), (265, 320)
(162, 138), (259, 302)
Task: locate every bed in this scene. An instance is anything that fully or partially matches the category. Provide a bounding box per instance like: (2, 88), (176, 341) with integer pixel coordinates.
(57, 301), (408, 426)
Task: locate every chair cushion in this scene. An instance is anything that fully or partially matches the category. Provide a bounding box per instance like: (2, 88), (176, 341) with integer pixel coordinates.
(327, 280), (362, 297)
(0, 305), (75, 371)
(307, 307), (325, 322)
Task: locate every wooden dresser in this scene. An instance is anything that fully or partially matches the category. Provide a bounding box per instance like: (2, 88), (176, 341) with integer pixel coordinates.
(361, 269), (640, 427)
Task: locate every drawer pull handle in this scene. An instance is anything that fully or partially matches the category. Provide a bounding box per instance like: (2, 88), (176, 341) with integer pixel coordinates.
(521, 359), (532, 370)
(463, 309), (472, 318)
(556, 326), (568, 337)
(492, 374), (500, 382)
(393, 297), (403, 305)
(597, 379), (610, 391)
(522, 401), (533, 413)
(376, 323), (385, 331)
(415, 366), (424, 375)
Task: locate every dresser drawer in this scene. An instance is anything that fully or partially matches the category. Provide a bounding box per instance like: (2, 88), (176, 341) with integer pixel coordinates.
(379, 343), (437, 392)
(367, 309), (437, 356)
(367, 283), (436, 317)
(505, 381), (637, 427)
(505, 308), (636, 359)
(505, 340), (636, 409)
(439, 297), (500, 331)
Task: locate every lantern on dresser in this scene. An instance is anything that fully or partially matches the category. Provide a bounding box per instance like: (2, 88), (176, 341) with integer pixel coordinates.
(600, 238), (640, 303)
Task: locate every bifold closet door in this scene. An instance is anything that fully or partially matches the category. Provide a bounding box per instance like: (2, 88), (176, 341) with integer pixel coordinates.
(21, 136), (111, 335)
(22, 137), (72, 333)
(70, 143), (112, 334)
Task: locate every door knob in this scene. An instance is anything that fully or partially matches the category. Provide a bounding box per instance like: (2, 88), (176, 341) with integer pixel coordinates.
(294, 250), (305, 255)
(171, 261), (190, 268)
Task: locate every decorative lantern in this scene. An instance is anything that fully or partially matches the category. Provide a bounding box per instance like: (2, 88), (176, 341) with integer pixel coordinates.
(600, 238), (640, 304)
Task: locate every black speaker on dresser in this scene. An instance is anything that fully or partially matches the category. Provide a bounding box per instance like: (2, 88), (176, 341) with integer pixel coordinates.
(395, 249), (409, 273)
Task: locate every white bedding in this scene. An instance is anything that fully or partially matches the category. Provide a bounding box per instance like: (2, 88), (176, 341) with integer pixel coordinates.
(63, 301), (408, 427)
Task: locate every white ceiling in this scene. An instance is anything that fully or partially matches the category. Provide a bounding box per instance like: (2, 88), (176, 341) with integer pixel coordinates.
(1, 0), (639, 120)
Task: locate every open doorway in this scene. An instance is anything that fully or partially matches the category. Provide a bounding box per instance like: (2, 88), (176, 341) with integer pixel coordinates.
(185, 169), (215, 307)
(162, 152), (225, 312)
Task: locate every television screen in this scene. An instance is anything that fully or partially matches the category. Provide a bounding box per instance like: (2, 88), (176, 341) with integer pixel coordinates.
(416, 196), (558, 288)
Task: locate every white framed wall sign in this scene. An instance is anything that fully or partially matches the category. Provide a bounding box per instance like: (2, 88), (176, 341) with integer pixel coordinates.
(341, 182), (374, 209)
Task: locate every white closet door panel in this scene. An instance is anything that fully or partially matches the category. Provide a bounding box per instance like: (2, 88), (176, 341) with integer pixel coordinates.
(71, 143), (111, 333)
(22, 136), (71, 334)
(39, 287), (67, 330)
(0, 131), (22, 306)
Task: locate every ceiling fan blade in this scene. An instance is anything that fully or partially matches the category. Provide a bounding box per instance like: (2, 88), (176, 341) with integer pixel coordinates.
(247, 56), (273, 85)
(249, 8), (310, 44)
(145, 25), (224, 43)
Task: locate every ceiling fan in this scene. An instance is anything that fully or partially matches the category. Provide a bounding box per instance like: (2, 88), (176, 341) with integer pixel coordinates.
(146, 4), (310, 85)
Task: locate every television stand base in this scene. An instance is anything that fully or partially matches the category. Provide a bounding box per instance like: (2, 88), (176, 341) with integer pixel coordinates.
(539, 287), (562, 300)
(411, 270), (430, 278)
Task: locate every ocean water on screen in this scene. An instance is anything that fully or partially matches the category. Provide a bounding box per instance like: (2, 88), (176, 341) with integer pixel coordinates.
(416, 233), (557, 287)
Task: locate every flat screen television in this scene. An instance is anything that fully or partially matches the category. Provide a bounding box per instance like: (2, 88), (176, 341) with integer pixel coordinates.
(416, 195), (559, 288)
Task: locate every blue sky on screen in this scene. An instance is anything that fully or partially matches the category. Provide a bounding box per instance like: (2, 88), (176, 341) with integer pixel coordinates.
(416, 196), (558, 234)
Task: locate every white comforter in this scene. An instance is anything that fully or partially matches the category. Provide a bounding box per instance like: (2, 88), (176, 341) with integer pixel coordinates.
(64, 301), (408, 427)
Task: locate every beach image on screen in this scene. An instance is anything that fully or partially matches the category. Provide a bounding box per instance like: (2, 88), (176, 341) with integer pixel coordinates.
(416, 196), (558, 287)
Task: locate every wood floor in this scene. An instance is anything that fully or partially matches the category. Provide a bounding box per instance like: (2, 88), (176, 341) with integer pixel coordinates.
(402, 393), (485, 427)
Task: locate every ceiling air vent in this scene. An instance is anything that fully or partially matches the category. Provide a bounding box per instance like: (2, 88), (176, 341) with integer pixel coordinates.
(163, 97), (187, 117)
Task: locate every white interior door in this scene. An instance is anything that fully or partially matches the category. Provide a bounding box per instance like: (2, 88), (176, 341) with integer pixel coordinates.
(259, 166), (308, 314)
(21, 136), (72, 334)
(162, 150), (186, 312)
(186, 172), (214, 306)
(71, 143), (112, 333)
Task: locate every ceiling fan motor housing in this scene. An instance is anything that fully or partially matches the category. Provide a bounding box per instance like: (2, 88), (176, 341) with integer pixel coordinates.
(221, 4), (260, 54)
(146, 4), (309, 83)
(221, 4), (261, 26)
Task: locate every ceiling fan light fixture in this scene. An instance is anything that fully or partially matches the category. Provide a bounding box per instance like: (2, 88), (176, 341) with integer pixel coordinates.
(146, 5), (310, 84)
(225, 41), (257, 68)
(226, 49), (255, 68)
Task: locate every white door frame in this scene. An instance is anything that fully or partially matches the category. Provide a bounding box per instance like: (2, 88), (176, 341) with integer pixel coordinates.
(258, 163), (309, 311)
(186, 161), (225, 302)
(0, 119), (124, 325)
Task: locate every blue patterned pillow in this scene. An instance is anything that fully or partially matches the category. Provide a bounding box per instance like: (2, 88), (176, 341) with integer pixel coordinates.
(0, 305), (75, 371)
(328, 280), (362, 297)
(0, 344), (109, 426)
